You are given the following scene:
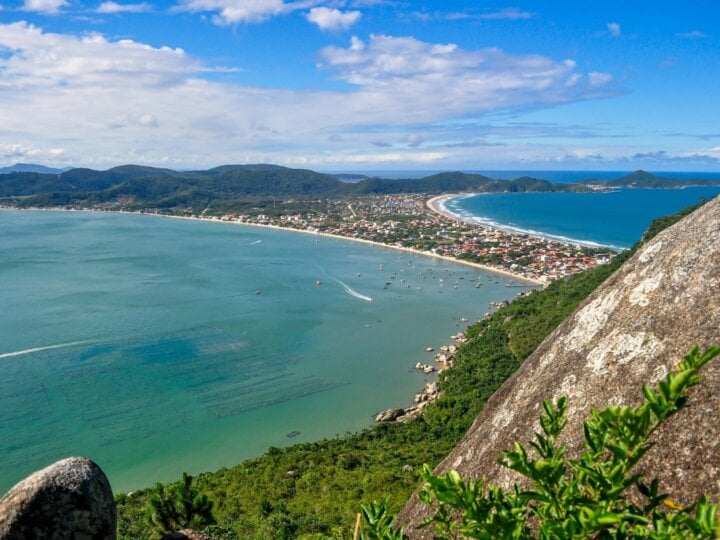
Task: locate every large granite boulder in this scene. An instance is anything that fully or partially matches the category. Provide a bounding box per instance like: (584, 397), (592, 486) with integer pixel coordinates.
(398, 196), (720, 537)
(0, 457), (116, 539)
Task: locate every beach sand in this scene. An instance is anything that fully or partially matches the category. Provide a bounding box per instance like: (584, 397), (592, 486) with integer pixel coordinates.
(2, 206), (542, 286)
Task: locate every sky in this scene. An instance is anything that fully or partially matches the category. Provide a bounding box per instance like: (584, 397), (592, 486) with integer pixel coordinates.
(0, 1), (718, 172)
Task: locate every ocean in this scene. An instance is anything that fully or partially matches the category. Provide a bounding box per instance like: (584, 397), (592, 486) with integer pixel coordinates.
(443, 187), (720, 249)
(0, 210), (523, 493)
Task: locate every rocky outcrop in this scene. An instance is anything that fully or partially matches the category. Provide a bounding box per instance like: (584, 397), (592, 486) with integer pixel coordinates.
(162, 530), (213, 540)
(0, 457), (116, 539)
(375, 407), (405, 422)
(398, 196), (720, 537)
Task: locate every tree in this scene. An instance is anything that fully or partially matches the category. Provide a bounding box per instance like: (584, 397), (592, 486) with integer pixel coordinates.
(146, 472), (215, 537)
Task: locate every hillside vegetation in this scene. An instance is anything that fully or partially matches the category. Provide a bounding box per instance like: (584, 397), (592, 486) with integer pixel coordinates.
(0, 164), (615, 211)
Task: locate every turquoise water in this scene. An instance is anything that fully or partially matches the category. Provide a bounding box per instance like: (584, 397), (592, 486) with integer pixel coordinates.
(0, 210), (523, 493)
(445, 187), (720, 249)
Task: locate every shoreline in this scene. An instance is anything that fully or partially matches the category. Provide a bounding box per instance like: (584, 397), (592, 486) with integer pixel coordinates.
(426, 193), (625, 251)
(2, 205), (543, 286)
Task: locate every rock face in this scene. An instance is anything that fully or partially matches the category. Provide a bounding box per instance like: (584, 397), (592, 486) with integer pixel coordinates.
(375, 407), (405, 422)
(162, 530), (213, 540)
(398, 197), (720, 537)
(0, 457), (116, 539)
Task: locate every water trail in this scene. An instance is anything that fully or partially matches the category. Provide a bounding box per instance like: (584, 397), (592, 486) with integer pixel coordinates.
(249, 240), (262, 245)
(316, 265), (372, 302)
(0, 340), (95, 360)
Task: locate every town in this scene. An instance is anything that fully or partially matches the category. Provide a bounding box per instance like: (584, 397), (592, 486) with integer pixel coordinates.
(206, 194), (616, 283)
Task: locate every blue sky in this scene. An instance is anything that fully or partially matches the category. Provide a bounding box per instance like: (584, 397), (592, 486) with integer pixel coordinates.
(0, 0), (718, 171)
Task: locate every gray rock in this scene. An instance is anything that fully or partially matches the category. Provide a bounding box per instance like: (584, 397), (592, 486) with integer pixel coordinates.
(398, 196), (720, 537)
(0, 456), (116, 539)
(162, 530), (213, 540)
(374, 407), (405, 422)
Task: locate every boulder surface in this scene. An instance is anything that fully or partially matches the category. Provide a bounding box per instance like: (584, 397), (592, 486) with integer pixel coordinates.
(0, 457), (116, 539)
(398, 196), (720, 537)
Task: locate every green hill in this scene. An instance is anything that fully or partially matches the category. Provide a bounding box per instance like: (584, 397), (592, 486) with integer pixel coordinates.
(579, 170), (720, 188)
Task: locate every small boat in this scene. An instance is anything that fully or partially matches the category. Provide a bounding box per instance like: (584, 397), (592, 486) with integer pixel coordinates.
(286, 430), (301, 438)
(316, 279), (322, 286)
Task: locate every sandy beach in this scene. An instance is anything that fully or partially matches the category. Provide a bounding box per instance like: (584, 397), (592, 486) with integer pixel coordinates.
(4, 206), (543, 285)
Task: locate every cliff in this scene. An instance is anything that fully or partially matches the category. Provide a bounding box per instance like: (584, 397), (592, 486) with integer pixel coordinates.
(398, 196), (720, 536)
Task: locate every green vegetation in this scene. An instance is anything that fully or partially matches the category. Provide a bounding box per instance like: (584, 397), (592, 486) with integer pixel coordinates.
(362, 346), (719, 539)
(144, 473), (215, 538)
(115, 205), (702, 539)
(581, 170), (720, 189)
(0, 165), (600, 210)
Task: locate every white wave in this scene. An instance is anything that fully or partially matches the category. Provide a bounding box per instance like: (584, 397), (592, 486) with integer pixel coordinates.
(0, 340), (94, 360)
(334, 278), (373, 302)
(315, 265), (373, 302)
(249, 240), (262, 245)
(440, 196), (626, 250)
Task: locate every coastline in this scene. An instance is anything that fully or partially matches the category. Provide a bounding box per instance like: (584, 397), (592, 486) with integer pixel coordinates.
(427, 193), (623, 251)
(2, 206), (543, 286)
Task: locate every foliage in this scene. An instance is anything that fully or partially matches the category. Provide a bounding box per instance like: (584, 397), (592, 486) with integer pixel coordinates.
(359, 346), (719, 539)
(145, 472), (215, 537)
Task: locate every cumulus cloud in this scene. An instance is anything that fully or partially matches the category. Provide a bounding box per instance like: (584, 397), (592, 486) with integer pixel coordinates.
(588, 71), (612, 87)
(22, 0), (68, 14)
(97, 2), (152, 14)
(174, 0), (321, 24)
(607, 22), (621, 37)
(319, 35), (615, 122)
(307, 7), (361, 31)
(0, 23), (621, 168)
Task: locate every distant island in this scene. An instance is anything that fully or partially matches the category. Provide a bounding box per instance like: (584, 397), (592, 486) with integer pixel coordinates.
(1, 164), (719, 211)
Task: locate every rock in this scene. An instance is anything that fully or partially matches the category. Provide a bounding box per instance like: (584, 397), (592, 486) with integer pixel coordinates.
(162, 530), (213, 540)
(0, 456), (116, 539)
(374, 407), (405, 422)
(398, 197), (720, 537)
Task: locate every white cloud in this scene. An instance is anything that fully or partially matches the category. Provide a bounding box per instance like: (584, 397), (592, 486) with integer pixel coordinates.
(607, 22), (621, 37)
(174, 0), (321, 24)
(307, 7), (361, 31)
(676, 30), (706, 39)
(22, 0), (68, 14)
(588, 71), (612, 87)
(319, 35), (612, 122)
(446, 8), (533, 21)
(97, 2), (153, 14)
(0, 23), (620, 168)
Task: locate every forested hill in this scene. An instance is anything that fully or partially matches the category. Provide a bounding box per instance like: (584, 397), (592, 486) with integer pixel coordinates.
(2, 165), (718, 210)
(578, 169), (720, 188)
(0, 164), (588, 209)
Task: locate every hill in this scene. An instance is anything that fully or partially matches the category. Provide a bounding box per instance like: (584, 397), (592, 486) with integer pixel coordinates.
(398, 196), (720, 537)
(0, 163), (70, 174)
(0, 165), (597, 209)
(579, 169), (720, 188)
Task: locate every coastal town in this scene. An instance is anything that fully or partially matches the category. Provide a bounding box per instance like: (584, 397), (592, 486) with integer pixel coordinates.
(4, 192), (617, 284)
(202, 193), (616, 283)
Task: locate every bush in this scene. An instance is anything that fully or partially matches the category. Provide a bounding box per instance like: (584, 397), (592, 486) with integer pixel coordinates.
(362, 346), (719, 539)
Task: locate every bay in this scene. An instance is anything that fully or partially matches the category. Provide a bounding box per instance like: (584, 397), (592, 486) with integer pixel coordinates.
(0, 210), (523, 493)
(444, 187), (720, 249)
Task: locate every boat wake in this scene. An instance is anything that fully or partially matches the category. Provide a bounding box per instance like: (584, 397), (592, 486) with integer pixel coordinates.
(0, 340), (95, 360)
(317, 266), (372, 302)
